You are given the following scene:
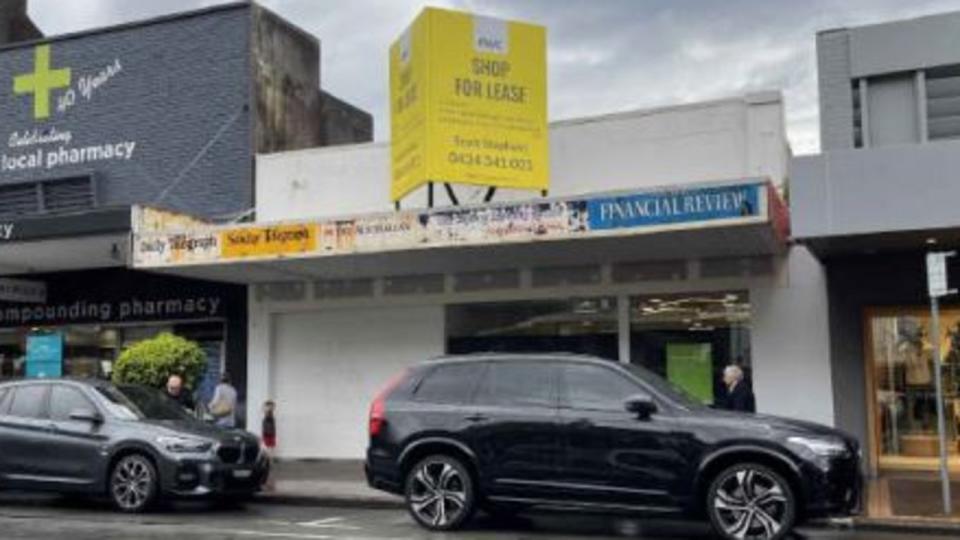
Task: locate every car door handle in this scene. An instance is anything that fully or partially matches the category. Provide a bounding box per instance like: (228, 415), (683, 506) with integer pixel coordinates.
(570, 419), (594, 429)
(464, 414), (489, 423)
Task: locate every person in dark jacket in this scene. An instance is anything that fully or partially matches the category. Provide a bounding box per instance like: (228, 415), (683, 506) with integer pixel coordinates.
(164, 374), (196, 412)
(717, 365), (756, 413)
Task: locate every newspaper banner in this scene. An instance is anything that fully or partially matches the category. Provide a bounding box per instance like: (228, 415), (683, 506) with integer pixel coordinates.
(221, 224), (317, 259)
(134, 232), (220, 266)
(132, 181), (769, 267)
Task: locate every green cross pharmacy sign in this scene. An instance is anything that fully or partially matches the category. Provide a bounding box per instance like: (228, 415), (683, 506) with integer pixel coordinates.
(13, 44), (72, 120)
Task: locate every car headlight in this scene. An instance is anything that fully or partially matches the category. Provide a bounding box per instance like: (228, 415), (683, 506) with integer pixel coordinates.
(787, 436), (849, 457)
(157, 435), (213, 453)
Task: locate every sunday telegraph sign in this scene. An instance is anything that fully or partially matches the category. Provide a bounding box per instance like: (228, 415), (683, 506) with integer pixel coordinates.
(134, 181), (772, 267)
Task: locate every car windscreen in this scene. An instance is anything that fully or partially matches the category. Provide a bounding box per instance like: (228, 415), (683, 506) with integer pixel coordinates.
(95, 384), (194, 422)
(620, 363), (707, 411)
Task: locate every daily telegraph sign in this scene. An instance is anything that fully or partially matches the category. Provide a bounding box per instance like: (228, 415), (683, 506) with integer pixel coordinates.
(134, 181), (772, 267)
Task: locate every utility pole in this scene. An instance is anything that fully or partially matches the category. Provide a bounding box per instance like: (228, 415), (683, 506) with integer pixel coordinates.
(926, 251), (956, 516)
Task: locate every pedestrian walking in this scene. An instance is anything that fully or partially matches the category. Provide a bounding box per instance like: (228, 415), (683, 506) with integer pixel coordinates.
(164, 374), (196, 412)
(717, 364), (756, 413)
(208, 372), (238, 428)
(262, 400), (277, 492)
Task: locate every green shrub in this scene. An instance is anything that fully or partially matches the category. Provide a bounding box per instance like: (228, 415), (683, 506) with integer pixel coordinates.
(112, 332), (206, 389)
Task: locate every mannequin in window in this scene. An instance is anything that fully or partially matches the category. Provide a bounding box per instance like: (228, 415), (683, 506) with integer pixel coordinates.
(900, 326), (933, 387)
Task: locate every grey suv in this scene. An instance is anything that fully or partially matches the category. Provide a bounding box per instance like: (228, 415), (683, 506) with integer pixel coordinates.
(0, 378), (268, 511)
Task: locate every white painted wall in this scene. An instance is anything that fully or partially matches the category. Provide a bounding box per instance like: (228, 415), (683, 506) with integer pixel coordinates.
(749, 246), (835, 427)
(258, 305), (444, 459)
(256, 92), (789, 221)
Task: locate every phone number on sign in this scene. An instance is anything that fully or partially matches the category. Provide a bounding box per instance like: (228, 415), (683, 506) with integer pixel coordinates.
(448, 152), (533, 171)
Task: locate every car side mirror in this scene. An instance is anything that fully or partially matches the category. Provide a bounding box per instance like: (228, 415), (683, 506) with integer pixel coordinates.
(624, 394), (657, 419)
(69, 408), (103, 424)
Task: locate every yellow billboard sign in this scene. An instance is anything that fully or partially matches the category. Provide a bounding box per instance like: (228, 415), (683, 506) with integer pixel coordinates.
(220, 224), (317, 259)
(390, 8), (548, 201)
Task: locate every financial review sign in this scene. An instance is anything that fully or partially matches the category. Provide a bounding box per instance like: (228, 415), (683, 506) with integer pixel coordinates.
(0, 6), (253, 217)
(389, 8), (548, 201)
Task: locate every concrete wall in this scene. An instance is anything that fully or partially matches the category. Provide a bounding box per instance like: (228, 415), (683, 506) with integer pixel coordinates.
(319, 90), (374, 146)
(749, 246), (834, 427)
(848, 11), (960, 78)
(251, 6), (324, 154)
(791, 138), (960, 239)
(256, 92), (789, 221)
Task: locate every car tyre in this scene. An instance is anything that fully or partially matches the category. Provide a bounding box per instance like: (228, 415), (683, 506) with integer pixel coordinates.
(109, 454), (158, 513)
(706, 462), (796, 540)
(404, 454), (476, 531)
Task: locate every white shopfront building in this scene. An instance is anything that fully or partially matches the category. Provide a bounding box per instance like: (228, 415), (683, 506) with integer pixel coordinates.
(133, 92), (834, 459)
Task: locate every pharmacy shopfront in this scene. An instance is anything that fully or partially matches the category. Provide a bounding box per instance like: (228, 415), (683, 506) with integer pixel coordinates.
(0, 267), (247, 413)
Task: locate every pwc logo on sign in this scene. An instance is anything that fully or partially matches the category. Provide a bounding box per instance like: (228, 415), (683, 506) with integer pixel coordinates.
(473, 16), (508, 54)
(12, 44), (72, 121)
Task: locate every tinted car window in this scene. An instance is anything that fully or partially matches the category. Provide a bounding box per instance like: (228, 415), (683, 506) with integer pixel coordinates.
(415, 363), (486, 404)
(475, 361), (554, 407)
(8, 385), (48, 419)
(96, 384), (194, 422)
(50, 386), (95, 421)
(561, 363), (641, 411)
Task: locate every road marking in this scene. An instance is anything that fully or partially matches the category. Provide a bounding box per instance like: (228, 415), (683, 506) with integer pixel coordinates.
(298, 517), (361, 530)
(213, 531), (332, 539)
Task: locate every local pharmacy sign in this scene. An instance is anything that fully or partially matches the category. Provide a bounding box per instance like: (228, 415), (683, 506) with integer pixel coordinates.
(389, 8), (548, 201)
(3, 44), (136, 175)
(0, 9), (252, 215)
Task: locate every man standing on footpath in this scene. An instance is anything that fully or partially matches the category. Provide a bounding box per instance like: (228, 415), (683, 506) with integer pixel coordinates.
(165, 373), (196, 412)
(717, 364), (756, 413)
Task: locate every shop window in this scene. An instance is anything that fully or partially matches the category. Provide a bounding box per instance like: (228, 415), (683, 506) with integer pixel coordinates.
(868, 310), (960, 469)
(630, 291), (751, 406)
(446, 297), (619, 360)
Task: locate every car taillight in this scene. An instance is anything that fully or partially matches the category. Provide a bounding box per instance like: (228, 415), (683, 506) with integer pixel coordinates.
(369, 370), (407, 437)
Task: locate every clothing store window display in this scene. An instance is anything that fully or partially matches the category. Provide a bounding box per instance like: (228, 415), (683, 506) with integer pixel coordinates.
(869, 311), (960, 468)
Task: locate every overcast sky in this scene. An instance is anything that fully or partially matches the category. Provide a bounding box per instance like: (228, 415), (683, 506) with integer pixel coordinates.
(28, 0), (960, 154)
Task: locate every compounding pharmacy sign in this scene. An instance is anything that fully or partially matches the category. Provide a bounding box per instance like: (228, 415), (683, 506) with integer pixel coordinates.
(389, 7), (548, 201)
(0, 7), (251, 216)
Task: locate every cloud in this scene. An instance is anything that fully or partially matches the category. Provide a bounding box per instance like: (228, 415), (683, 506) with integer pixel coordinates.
(28, 0), (960, 154)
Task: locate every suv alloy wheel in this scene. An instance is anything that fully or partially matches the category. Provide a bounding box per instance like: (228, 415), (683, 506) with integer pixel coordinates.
(706, 463), (796, 540)
(109, 454), (158, 512)
(404, 455), (476, 530)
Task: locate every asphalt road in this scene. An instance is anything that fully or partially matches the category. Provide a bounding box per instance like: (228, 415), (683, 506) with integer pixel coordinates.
(0, 493), (944, 539)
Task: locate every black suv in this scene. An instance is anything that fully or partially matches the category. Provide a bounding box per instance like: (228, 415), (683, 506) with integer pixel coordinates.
(366, 354), (860, 540)
(0, 379), (268, 511)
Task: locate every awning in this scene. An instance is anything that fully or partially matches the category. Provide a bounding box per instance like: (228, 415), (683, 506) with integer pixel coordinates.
(0, 208), (130, 276)
(132, 179), (790, 284)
